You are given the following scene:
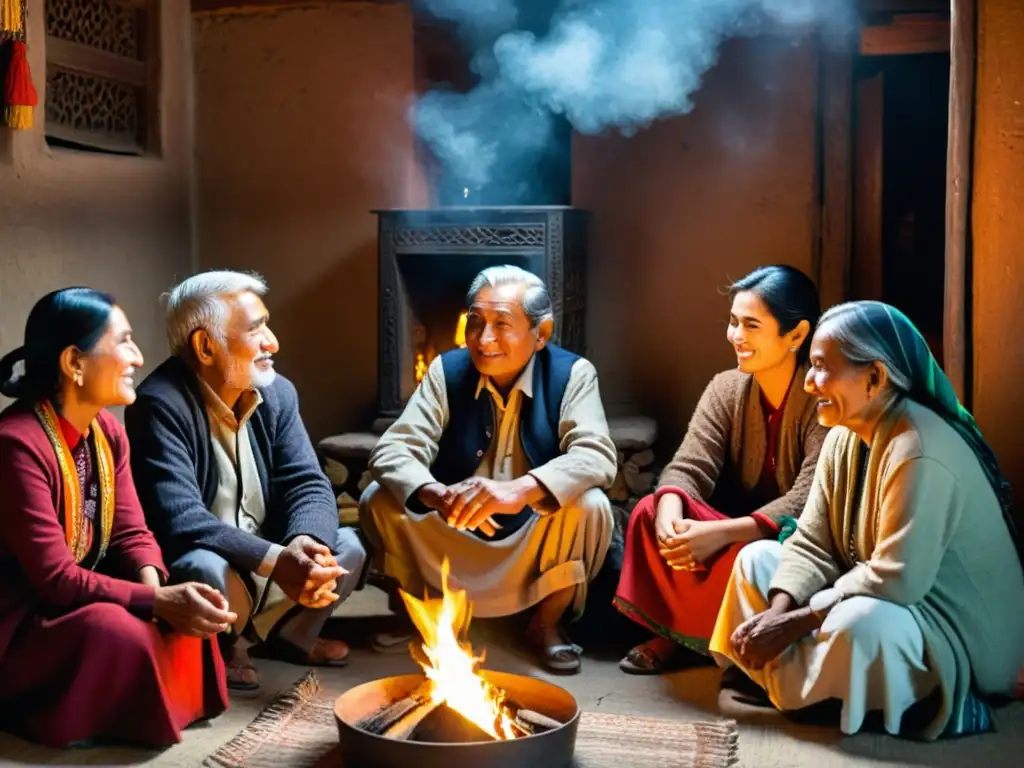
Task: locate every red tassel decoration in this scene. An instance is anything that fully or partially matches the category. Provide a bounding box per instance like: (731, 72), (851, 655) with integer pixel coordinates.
(4, 40), (36, 130)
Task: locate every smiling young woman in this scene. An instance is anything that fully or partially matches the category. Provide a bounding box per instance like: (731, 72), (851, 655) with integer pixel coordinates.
(614, 265), (827, 675)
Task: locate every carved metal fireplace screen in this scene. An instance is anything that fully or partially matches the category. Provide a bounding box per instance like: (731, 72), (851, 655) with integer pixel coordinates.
(375, 207), (589, 417)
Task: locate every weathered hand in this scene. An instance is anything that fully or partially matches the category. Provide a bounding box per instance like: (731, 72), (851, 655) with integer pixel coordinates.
(418, 482), (500, 536)
(273, 536), (346, 606)
(658, 519), (729, 569)
(417, 483), (452, 516)
(732, 608), (813, 670)
(301, 552), (341, 609)
(446, 477), (528, 531)
(154, 582), (237, 637)
(731, 609), (773, 653)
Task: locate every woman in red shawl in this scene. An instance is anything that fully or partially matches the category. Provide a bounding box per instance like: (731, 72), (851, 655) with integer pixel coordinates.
(615, 266), (828, 674)
(0, 288), (232, 748)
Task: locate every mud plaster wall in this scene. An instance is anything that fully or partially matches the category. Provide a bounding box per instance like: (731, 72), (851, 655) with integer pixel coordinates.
(194, 12), (817, 451)
(972, 0), (1024, 511)
(0, 0), (195, 418)
(192, 2), (427, 443)
(574, 36), (819, 450)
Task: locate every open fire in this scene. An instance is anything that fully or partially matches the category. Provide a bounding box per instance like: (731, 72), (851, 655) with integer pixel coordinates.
(399, 559), (518, 739)
(341, 558), (574, 754)
(415, 311), (469, 384)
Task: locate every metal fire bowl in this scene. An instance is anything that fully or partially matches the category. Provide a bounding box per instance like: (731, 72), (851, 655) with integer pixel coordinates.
(334, 670), (580, 768)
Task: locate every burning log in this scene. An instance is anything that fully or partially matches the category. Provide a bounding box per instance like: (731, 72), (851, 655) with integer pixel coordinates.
(382, 698), (443, 741)
(513, 708), (562, 735)
(410, 703), (497, 744)
(355, 682), (433, 735)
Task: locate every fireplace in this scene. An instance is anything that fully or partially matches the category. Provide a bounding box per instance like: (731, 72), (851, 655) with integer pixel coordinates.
(374, 206), (590, 417)
(317, 205), (657, 529)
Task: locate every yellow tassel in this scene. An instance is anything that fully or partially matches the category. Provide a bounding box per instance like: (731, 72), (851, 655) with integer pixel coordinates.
(1, 0), (22, 35)
(5, 103), (32, 130)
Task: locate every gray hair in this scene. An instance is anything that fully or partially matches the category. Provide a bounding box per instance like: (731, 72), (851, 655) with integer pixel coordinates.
(165, 270), (267, 356)
(465, 265), (553, 328)
(816, 301), (914, 393)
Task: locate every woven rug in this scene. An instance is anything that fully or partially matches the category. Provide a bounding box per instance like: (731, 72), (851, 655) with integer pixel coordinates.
(204, 672), (738, 768)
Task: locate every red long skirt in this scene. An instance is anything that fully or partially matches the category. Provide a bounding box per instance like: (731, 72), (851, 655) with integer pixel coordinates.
(614, 491), (750, 654)
(0, 602), (228, 748)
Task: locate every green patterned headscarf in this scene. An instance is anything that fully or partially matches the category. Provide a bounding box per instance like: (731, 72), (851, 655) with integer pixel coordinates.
(818, 301), (1021, 565)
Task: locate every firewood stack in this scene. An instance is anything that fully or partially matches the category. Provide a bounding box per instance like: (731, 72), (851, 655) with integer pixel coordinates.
(606, 416), (659, 533)
(318, 431), (380, 526)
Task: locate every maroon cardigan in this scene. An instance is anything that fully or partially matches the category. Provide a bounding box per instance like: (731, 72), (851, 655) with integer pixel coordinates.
(0, 402), (167, 660)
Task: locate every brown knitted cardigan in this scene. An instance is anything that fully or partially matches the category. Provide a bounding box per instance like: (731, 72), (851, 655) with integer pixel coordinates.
(657, 367), (828, 524)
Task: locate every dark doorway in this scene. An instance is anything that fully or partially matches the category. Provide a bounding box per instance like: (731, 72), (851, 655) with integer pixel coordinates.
(852, 52), (950, 362)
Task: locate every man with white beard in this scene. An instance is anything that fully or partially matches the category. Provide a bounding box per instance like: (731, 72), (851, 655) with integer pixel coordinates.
(126, 271), (366, 697)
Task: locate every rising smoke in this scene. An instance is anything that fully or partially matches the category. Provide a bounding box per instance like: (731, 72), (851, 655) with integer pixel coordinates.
(413, 0), (852, 203)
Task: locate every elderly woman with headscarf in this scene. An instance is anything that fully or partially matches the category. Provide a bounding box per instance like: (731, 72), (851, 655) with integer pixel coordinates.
(709, 301), (1024, 740)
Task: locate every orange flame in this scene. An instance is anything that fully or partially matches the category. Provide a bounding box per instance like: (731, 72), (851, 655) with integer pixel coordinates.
(454, 311), (468, 348)
(399, 559), (518, 739)
(415, 312), (470, 384)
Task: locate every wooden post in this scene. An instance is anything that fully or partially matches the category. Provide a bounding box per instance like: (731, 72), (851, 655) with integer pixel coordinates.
(944, 0), (975, 405)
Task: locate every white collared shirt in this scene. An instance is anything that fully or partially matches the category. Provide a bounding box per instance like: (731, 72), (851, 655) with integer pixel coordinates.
(196, 377), (282, 576)
(473, 355), (536, 483)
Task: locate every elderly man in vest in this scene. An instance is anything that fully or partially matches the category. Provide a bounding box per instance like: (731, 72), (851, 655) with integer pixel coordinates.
(360, 265), (616, 674)
(126, 270), (367, 696)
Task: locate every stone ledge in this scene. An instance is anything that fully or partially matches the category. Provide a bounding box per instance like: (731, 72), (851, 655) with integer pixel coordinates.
(318, 431), (380, 461)
(608, 416), (657, 451)
(320, 415), (658, 462)
(372, 417), (396, 434)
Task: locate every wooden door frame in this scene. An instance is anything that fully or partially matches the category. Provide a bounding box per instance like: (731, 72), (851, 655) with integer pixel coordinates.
(851, 69), (885, 303)
(944, 0), (975, 405)
(817, 0), (974, 404)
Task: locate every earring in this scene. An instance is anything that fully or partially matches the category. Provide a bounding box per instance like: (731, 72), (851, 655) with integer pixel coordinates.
(74, 373), (83, 387)
(790, 346), (798, 352)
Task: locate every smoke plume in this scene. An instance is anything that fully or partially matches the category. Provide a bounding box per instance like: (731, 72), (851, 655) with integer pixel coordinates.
(413, 0), (852, 203)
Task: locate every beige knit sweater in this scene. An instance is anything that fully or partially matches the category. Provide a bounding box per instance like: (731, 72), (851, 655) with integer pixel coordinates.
(657, 367), (828, 523)
(771, 397), (1024, 739)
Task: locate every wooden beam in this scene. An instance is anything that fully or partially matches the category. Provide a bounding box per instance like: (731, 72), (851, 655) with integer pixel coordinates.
(944, 0), (975, 405)
(817, 35), (855, 310)
(861, 17), (951, 55)
(859, 0), (949, 12)
(45, 36), (147, 88)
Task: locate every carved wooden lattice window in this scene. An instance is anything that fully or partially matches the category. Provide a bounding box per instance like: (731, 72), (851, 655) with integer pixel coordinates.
(44, 0), (159, 155)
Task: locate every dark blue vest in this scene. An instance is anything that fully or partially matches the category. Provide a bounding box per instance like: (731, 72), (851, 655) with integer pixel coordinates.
(427, 343), (579, 540)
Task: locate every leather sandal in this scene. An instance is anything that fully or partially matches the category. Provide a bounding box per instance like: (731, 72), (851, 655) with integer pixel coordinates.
(226, 661), (262, 698)
(371, 631), (416, 655)
(252, 637), (350, 668)
(527, 628), (583, 674)
(619, 638), (687, 675)
(541, 641), (583, 674)
(619, 644), (668, 675)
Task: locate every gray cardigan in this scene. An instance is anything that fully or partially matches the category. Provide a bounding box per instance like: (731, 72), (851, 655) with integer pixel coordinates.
(124, 356), (338, 574)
